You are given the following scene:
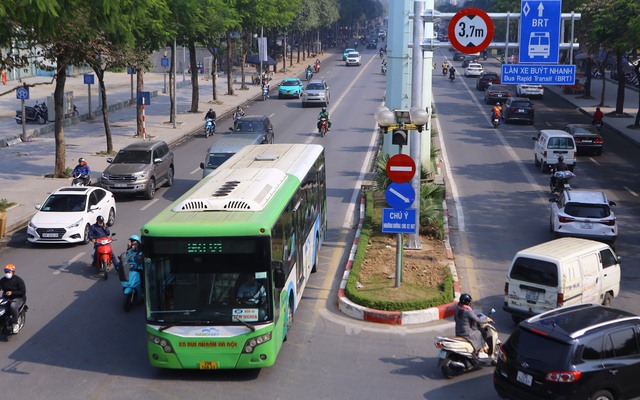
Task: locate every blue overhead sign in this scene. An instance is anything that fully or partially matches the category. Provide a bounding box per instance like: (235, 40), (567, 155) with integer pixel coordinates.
(385, 182), (415, 210)
(519, 0), (562, 64)
(382, 208), (417, 234)
(502, 64), (575, 85)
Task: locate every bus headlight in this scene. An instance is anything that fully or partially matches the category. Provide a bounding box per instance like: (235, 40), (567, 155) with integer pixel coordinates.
(147, 332), (174, 354)
(241, 332), (272, 354)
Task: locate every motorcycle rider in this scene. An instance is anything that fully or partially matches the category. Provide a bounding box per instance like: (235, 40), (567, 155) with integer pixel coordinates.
(72, 157), (91, 185)
(454, 293), (494, 358)
(317, 107), (331, 133)
(89, 215), (117, 270)
(0, 264), (26, 334)
(449, 66), (456, 80)
(492, 102), (502, 121)
(204, 108), (217, 133)
(314, 59), (321, 72)
(305, 65), (313, 79)
(233, 106), (245, 122)
(550, 155), (570, 192)
(442, 62), (449, 75)
(592, 107), (604, 126)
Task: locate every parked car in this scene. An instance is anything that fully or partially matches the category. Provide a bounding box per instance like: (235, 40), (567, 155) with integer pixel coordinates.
(345, 51), (362, 66)
(278, 78), (304, 99)
(301, 79), (330, 107)
(476, 72), (501, 90)
(342, 48), (355, 61)
(533, 129), (577, 172)
(564, 124), (603, 155)
(502, 97), (535, 124)
(494, 303), (640, 400)
(228, 115), (274, 144)
(549, 190), (617, 245)
(464, 62), (484, 77)
(516, 84), (544, 99)
(27, 186), (116, 244)
(100, 140), (174, 200)
(484, 84), (511, 104)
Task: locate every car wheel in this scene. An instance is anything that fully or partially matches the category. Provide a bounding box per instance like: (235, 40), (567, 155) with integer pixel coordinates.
(82, 224), (91, 244)
(144, 178), (156, 200)
(165, 166), (174, 187)
(602, 292), (613, 307)
(589, 390), (614, 400)
(107, 208), (116, 227)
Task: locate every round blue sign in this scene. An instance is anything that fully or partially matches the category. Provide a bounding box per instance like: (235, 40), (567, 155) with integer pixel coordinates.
(385, 183), (415, 210)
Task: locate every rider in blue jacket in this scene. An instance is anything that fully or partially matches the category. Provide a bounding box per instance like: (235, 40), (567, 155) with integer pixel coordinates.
(72, 158), (91, 185)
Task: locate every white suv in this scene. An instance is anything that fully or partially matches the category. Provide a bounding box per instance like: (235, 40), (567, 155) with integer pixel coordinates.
(549, 190), (618, 246)
(345, 51), (361, 66)
(516, 84), (544, 99)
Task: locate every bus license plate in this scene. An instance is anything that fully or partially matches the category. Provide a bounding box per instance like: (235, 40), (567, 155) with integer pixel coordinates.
(526, 290), (539, 301)
(580, 222), (593, 229)
(517, 371), (533, 386)
(199, 361), (219, 370)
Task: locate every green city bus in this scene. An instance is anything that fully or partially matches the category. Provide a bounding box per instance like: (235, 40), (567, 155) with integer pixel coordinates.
(142, 143), (327, 369)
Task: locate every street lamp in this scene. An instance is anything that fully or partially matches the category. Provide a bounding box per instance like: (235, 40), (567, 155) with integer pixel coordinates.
(374, 106), (395, 134)
(409, 106), (429, 132)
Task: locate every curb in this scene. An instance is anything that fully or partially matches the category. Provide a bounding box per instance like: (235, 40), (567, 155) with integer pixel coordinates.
(337, 176), (460, 325)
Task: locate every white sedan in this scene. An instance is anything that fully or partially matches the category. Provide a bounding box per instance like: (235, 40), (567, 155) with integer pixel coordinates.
(345, 51), (361, 66)
(516, 84), (544, 99)
(27, 186), (116, 244)
(464, 63), (484, 77)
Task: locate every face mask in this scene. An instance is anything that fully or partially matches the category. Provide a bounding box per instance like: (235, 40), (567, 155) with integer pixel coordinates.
(4, 273), (12, 279)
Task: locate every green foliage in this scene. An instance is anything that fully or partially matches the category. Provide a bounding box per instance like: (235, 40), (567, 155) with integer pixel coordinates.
(0, 198), (16, 212)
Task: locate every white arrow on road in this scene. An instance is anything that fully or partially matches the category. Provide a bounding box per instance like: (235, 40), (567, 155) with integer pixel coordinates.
(537, 2), (545, 17)
(389, 187), (411, 203)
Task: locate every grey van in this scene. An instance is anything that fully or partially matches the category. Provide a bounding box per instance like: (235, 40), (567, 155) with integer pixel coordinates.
(100, 140), (174, 199)
(199, 134), (264, 178)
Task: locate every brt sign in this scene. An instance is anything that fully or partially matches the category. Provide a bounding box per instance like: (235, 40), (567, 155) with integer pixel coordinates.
(519, 0), (562, 64)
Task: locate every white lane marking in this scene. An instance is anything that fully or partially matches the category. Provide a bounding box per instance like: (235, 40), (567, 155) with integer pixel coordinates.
(190, 167), (201, 175)
(54, 253), (86, 275)
(140, 198), (159, 211)
(624, 186), (639, 197)
(589, 157), (600, 166)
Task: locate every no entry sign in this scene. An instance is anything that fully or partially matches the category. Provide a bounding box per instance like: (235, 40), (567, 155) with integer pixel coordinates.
(448, 7), (494, 54)
(386, 154), (416, 184)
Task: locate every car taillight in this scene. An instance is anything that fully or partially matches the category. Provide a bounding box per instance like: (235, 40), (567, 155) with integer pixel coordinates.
(497, 344), (507, 362)
(595, 138), (603, 144)
(557, 292), (564, 307)
(599, 219), (616, 226)
(546, 371), (582, 382)
(574, 138), (582, 143)
(559, 216), (574, 223)
(504, 282), (509, 295)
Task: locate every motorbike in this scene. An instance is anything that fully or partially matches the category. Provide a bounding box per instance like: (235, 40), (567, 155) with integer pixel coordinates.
(118, 252), (143, 312)
(318, 118), (328, 137)
(0, 298), (27, 337)
(449, 72), (455, 82)
(71, 173), (90, 186)
(306, 69), (313, 81)
(204, 118), (216, 137)
(15, 101), (48, 124)
(550, 169), (575, 195)
(381, 64), (387, 75)
(442, 66), (448, 76)
(95, 233), (116, 280)
(233, 109), (245, 122)
(261, 85), (269, 101)
(314, 63), (321, 73)
(435, 310), (500, 379)
(592, 119), (603, 130)
(491, 114), (501, 129)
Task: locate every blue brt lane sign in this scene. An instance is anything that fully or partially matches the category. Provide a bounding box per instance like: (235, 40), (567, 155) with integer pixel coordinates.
(519, 0), (562, 64)
(501, 64), (575, 85)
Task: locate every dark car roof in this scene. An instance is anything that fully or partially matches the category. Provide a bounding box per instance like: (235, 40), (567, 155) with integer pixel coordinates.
(481, 72), (499, 77)
(565, 124), (601, 135)
(237, 115), (267, 122)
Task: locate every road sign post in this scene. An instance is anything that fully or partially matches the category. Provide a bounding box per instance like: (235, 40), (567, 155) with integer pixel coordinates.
(448, 8), (494, 54)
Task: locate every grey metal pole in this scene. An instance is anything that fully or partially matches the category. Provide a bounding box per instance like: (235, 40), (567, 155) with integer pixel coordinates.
(505, 12), (511, 61)
(182, 46), (186, 81)
(87, 83), (92, 119)
(172, 37), (177, 129)
(406, 0), (425, 250)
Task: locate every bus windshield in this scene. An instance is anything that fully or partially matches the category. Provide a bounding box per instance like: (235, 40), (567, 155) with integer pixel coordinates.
(144, 236), (273, 325)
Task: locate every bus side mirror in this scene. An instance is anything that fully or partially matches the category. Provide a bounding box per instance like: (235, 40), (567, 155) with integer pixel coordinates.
(273, 261), (286, 289)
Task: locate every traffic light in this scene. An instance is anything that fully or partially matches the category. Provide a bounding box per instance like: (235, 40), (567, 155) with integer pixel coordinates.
(392, 129), (408, 146)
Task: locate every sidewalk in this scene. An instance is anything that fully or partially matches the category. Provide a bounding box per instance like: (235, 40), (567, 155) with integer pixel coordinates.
(0, 55), (328, 236)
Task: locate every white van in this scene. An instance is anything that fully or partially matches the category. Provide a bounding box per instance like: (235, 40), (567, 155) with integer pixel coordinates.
(504, 237), (621, 323)
(199, 134), (264, 178)
(533, 129), (577, 172)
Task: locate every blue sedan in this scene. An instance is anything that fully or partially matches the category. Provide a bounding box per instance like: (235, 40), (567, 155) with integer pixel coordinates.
(278, 78), (304, 99)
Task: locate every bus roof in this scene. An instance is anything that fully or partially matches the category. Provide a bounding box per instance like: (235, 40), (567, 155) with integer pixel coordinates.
(142, 144), (324, 238)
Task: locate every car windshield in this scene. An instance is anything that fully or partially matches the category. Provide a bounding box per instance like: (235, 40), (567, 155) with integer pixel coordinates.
(510, 101), (532, 108)
(483, 73), (498, 78)
(282, 80), (299, 86)
(547, 137), (574, 149)
(348, 52), (359, 57)
(564, 204), (610, 218)
(112, 150), (151, 164)
(234, 120), (263, 132)
(306, 83), (324, 90)
(206, 153), (234, 169)
(41, 194), (87, 212)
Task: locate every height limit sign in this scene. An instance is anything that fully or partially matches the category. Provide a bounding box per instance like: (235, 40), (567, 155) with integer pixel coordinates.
(448, 7), (494, 54)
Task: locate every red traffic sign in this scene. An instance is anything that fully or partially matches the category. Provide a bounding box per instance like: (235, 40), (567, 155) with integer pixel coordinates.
(448, 7), (494, 54)
(386, 154), (416, 183)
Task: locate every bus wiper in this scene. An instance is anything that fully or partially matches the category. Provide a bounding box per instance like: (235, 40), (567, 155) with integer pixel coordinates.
(233, 315), (256, 332)
(158, 320), (211, 332)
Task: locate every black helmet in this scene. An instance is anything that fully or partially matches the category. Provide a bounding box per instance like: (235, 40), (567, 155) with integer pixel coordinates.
(322, 107), (327, 112)
(459, 293), (472, 305)
(96, 215), (104, 223)
(558, 155), (564, 162)
(78, 157), (85, 163)
(209, 108), (213, 112)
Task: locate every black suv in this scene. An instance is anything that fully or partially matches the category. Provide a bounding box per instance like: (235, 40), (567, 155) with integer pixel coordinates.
(502, 97), (535, 124)
(494, 303), (640, 400)
(228, 115), (274, 144)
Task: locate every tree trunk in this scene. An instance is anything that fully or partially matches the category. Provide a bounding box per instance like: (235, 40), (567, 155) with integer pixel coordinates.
(296, 32), (301, 64)
(136, 67), (144, 137)
(53, 57), (67, 178)
(93, 67), (113, 153)
(599, 53), (609, 108)
(226, 31), (234, 95)
(212, 51), (218, 102)
(635, 64), (640, 126)
(584, 57), (592, 98)
(189, 40), (199, 112)
(615, 51), (626, 115)
(289, 34), (294, 67)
